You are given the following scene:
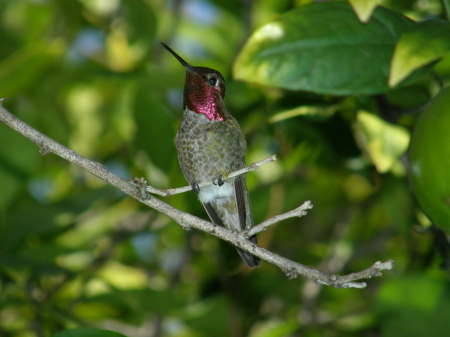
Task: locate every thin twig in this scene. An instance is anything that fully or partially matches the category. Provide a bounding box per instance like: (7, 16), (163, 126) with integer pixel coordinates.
(244, 200), (313, 238)
(0, 99), (394, 288)
(146, 155), (277, 196)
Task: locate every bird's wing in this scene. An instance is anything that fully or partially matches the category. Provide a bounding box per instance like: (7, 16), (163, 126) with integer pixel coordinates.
(203, 202), (226, 227)
(234, 175), (247, 231)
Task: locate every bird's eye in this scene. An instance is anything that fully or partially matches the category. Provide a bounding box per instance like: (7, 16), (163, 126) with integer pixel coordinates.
(209, 77), (217, 86)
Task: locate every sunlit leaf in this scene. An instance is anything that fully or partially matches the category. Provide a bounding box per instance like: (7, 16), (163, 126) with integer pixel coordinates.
(249, 319), (300, 337)
(390, 20), (450, 87)
(348, 0), (383, 23)
(355, 111), (410, 174)
(97, 260), (148, 289)
(268, 105), (338, 123)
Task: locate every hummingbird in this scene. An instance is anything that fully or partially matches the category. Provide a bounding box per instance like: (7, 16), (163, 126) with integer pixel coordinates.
(161, 42), (260, 268)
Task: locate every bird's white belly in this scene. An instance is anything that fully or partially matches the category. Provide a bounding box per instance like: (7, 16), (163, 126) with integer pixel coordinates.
(198, 182), (234, 203)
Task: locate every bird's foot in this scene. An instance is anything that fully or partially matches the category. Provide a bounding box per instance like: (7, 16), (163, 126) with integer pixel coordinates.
(213, 175), (224, 187)
(191, 181), (200, 194)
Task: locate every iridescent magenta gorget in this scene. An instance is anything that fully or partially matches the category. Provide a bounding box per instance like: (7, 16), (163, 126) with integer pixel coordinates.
(184, 71), (226, 122)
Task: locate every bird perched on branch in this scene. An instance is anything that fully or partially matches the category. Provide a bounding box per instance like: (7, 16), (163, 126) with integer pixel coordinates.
(161, 42), (260, 268)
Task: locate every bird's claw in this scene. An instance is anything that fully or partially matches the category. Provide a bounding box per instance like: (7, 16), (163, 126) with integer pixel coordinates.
(191, 181), (200, 194)
(213, 175), (224, 187)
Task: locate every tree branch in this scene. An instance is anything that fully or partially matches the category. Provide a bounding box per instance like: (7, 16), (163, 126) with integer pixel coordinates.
(0, 98), (394, 288)
(146, 155), (277, 196)
(244, 200), (313, 237)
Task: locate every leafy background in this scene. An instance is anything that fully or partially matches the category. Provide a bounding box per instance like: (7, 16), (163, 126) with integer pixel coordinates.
(1, 0), (450, 336)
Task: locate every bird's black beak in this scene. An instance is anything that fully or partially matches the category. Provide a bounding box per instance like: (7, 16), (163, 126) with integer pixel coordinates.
(161, 42), (196, 73)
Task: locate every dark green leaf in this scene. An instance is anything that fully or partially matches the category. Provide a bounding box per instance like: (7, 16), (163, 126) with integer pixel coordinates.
(234, 2), (415, 95)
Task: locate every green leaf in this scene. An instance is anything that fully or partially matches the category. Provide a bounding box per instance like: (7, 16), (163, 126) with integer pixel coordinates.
(390, 20), (450, 87)
(268, 105), (338, 123)
(233, 2), (415, 95)
(409, 87), (450, 231)
(348, 0), (383, 23)
(50, 328), (127, 337)
(355, 111), (410, 174)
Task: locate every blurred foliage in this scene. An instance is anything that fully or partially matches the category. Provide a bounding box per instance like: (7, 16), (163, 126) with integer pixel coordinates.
(0, 0), (450, 336)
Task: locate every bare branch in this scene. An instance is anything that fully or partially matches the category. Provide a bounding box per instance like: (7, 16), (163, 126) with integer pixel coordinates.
(327, 260), (395, 289)
(0, 99), (394, 288)
(244, 200), (313, 238)
(146, 155), (277, 196)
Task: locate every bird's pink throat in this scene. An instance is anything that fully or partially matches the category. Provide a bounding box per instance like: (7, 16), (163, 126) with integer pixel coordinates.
(187, 86), (225, 121)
